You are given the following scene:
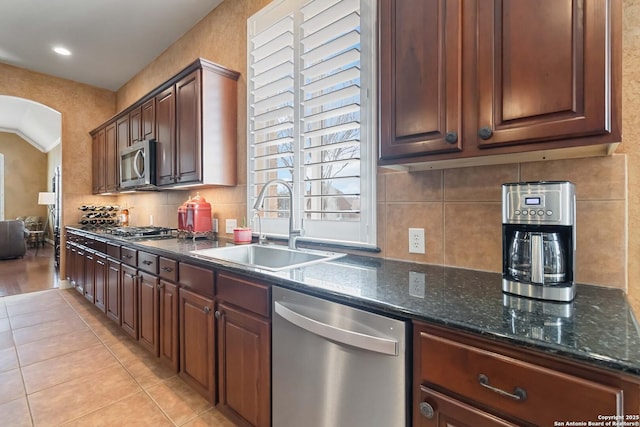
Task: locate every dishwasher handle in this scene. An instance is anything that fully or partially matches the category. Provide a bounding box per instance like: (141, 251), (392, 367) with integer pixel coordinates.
(274, 301), (398, 356)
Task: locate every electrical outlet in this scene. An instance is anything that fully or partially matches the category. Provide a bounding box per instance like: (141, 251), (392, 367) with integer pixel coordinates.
(409, 271), (426, 298)
(212, 218), (218, 233)
(225, 219), (237, 234)
(408, 228), (425, 254)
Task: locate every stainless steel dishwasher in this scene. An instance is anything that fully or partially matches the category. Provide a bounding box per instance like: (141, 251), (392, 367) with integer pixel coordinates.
(272, 286), (408, 427)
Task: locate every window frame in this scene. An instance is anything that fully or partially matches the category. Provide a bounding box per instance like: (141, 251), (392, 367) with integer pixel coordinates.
(247, 0), (377, 249)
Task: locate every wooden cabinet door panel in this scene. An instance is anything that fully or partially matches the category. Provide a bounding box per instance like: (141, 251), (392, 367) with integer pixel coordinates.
(476, 0), (611, 147)
(138, 273), (159, 356)
(155, 86), (176, 186)
(179, 288), (215, 403)
(130, 107), (142, 146)
(105, 122), (118, 192)
(94, 254), (107, 312)
(175, 69), (202, 184)
(159, 280), (179, 372)
(141, 98), (156, 141)
(379, 0), (463, 159)
(92, 129), (106, 194)
(416, 387), (519, 427)
(83, 250), (95, 303)
(106, 259), (121, 324)
(121, 264), (138, 339)
(217, 303), (270, 427)
(116, 114), (130, 152)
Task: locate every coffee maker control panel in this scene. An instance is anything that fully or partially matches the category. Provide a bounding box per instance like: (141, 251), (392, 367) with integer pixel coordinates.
(502, 182), (575, 226)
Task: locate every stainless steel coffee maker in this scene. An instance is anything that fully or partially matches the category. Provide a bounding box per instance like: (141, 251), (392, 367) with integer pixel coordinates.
(502, 181), (576, 301)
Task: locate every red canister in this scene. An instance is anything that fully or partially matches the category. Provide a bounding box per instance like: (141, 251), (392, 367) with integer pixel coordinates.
(177, 197), (190, 231)
(185, 193), (212, 233)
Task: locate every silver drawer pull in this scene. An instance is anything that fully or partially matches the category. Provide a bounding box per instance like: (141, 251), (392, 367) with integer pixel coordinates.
(478, 374), (527, 401)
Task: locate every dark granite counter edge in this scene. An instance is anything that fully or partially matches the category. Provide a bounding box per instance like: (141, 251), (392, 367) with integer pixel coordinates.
(65, 227), (640, 377)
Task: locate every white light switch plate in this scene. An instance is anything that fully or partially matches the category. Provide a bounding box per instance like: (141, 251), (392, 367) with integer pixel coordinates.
(225, 219), (237, 234)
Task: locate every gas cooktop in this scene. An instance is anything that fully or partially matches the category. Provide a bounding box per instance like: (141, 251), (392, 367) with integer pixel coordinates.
(108, 226), (177, 240)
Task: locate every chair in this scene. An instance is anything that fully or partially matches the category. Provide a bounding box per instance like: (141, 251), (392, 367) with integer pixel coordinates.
(0, 220), (28, 259)
(22, 216), (44, 249)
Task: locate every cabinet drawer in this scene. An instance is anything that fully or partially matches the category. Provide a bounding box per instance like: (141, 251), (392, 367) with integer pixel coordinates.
(107, 242), (120, 259)
(159, 257), (178, 282)
(418, 330), (623, 426)
(179, 263), (214, 298)
(120, 247), (137, 266)
(216, 272), (270, 317)
(138, 251), (159, 274)
(92, 238), (107, 254)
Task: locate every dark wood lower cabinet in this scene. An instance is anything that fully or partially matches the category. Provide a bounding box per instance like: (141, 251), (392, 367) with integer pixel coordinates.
(83, 250), (95, 303)
(94, 254), (107, 312)
(159, 280), (179, 372)
(217, 302), (270, 427)
(416, 387), (518, 427)
(121, 264), (138, 339)
(106, 259), (121, 324)
(138, 272), (159, 356)
(179, 288), (216, 403)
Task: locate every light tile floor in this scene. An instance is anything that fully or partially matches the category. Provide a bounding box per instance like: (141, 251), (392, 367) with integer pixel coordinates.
(0, 289), (235, 426)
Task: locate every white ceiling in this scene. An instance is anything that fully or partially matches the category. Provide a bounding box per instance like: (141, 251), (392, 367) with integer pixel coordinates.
(0, 0), (223, 91)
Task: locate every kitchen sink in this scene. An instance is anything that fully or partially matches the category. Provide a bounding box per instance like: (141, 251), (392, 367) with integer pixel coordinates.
(190, 244), (345, 271)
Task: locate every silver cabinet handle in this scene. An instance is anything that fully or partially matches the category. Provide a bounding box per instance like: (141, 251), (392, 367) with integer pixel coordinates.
(203, 306), (211, 314)
(274, 301), (398, 356)
(478, 374), (527, 401)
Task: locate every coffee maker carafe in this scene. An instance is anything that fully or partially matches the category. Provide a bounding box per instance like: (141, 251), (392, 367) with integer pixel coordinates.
(502, 182), (576, 301)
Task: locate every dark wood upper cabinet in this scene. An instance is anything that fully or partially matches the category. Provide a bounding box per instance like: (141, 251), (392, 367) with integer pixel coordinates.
(91, 128), (106, 194)
(104, 122), (118, 193)
(116, 114), (130, 153)
(476, 0), (612, 147)
(379, 0), (621, 168)
(130, 107), (142, 146)
(175, 69), (202, 184)
(156, 86), (176, 186)
(90, 58), (239, 194)
(379, 0), (463, 158)
(130, 98), (156, 146)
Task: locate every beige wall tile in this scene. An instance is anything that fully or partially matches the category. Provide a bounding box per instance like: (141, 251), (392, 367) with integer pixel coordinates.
(376, 203), (386, 257)
(385, 170), (443, 202)
(444, 164), (519, 202)
(0, 331), (14, 351)
(385, 203), (443, 264)
(444, 203), (502, 272)
(575, 201), (626, 288)
(377, 172), (386, 203)
(520, 155), (626, 200)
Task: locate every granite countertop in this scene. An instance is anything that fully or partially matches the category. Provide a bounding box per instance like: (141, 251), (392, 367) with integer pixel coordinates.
(70, 228), (640, 377)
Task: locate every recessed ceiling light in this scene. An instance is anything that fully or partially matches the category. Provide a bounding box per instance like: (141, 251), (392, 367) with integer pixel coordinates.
(53, 46), (71, 56)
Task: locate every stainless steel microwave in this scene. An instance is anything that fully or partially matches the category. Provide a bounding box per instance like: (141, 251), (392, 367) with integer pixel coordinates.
(119, 139), (157, 190)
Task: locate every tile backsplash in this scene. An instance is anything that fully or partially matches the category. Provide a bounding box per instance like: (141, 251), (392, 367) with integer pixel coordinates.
(115, 154), (627, 291)
(378, 154), (627, 290)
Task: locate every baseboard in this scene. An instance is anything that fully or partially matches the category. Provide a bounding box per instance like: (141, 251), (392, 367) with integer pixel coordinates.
(58, 279), (74, 289)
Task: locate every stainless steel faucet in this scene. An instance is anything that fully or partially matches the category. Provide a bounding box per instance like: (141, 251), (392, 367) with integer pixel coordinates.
(253, 179), (303, 249)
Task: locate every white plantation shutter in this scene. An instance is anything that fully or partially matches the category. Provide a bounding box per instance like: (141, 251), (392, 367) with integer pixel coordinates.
(248, 0), (376, 247)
